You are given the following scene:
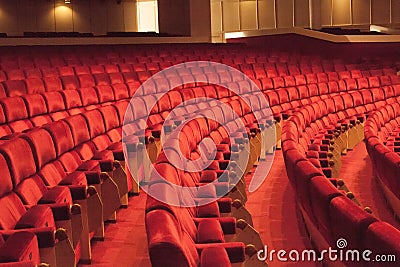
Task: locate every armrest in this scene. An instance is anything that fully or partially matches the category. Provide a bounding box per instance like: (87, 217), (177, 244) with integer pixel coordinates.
(44, 203), (72, 221)
(319, 151), (329, 158)
(67, 185), (88, 200)
(282, 112), (290, 120)
(0, 228), (56, 248)
(322, 168), (333, 178)
(319, 159), (330, 168)
(217, 198), (232, 213)
(125, 142), (138, 153)
(218, 160), (230, 171)
(100, 160), (114, 172)
(223, 152), (232, 160)
(151, 129), (161, 139)
(85, 171), (101, 185)
(357, 115), (365, 123)
(273, 114), (282, 123)
(214, 182), (230, 197)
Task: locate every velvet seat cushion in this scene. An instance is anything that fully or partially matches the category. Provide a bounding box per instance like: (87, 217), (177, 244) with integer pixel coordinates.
(0, 232), (40, 264)
(15, 206), (55, 229)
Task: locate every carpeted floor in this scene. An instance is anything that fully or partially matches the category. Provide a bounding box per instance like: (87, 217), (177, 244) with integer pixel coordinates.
(245, 151), (319, 267)
(83, 148), (392, 267)
(79, 191), (151, 267)
(340, 142), (400, 229)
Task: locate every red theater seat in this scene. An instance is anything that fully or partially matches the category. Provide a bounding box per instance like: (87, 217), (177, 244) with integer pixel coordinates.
(0, 232), (41, 266)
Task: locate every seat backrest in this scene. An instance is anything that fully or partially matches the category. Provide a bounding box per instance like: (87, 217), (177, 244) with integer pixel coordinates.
(0, 97), (29, 123)
(43, 77), (63, 92)
(74, 66), (90, 75)
(42, 91), (65, 113)
(60, 75), (80, 90)
(146, 209), (198, 267)
(64, 114), (91, 146)
(78, 87), (99, 107)
(82, 109), (106, 138)
(0, 138), (37, 187)
(98, 105), (120, 131)
(43, 120), (75, 156)
(60, 90), (83, 110)
(364, 221), (400, 264)
(5, 69), (25, 81)
(0, 191), (26, 230)
(93, 73), (110, 86)
(78, 74), (95, 88)
(0, 154), (13, 198)
(95, 85), (115, 103)
(25, 78), (45, 94)
(58, 66), (75, 76)
(329, 196), (378, 249)
(3, 80), (27, 97)
(22, 128), (57, 169)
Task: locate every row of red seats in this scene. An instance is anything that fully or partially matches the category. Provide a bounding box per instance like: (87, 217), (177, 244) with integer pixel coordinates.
(143, 76), (400, 265)
(0, 73), (272, 260)
(0, 44), (398, 266)
(145, 106), (269, 266)
(0, 46), (336, 65)
(0, 59), (394, 80)
(0, 59), (394, 92)
(0, 74), (141, 98)
(0, 65), (397, 130)
(1, 71), (398, 159)
(0, 85), (135, 137)
(282, 92), (400, 266)
(2, 67), (396, 99)
(365, 103), (400, 219)
(0, 101), (138, 265)
(1, 44), (397, 69)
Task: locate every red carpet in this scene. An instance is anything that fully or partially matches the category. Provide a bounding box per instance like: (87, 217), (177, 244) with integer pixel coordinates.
(245, 151), (319, 267)
(340, 142), (400, 230)
(79, 192), (151, 267)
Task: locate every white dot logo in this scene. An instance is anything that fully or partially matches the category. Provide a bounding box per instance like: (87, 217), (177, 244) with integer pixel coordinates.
(336, 238), (348, 249)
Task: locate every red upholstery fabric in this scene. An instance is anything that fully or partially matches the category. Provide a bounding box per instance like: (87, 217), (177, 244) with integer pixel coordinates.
(3, 81), (27, 97)
(0, 155), (13, 198)
(15, 206), (55, 230)
(196, 219), (224, 243)
(0, 232), (40, 264)
(329, 196), (378, 249)
(0, 97), (28, 123)
(0, 138), (37, 186)
(0, 193), (27, 230)
(364, 222), (400, 267)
